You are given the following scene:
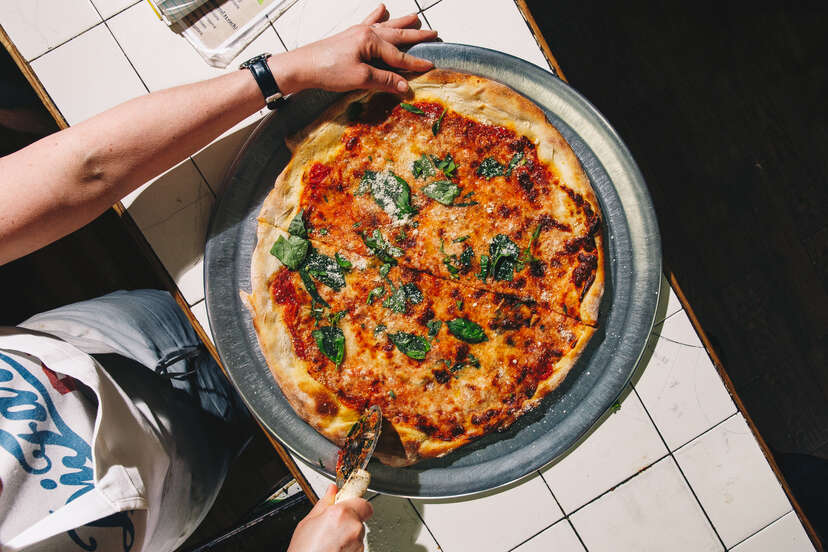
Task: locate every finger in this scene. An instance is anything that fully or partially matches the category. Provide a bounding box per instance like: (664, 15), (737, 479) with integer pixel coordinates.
(373, 38), (434, 72)
(374, 26), (437, 45)
(307, 483), (336, 518)
(361, 4), (388, 25)
(338, 497), (374, 522)
(378, 12), (423, 29)
(367, 66), (410, 94)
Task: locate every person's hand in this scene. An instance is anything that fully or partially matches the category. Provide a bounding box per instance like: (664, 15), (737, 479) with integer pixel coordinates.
(270, 4), (437, 96)
(287, 484), (374, 552)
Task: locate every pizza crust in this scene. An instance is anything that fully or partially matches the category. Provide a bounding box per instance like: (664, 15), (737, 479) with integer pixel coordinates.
(248, 69), (605, 466)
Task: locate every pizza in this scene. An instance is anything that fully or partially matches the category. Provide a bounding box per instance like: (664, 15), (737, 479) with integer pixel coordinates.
(243, 69), (604, 466)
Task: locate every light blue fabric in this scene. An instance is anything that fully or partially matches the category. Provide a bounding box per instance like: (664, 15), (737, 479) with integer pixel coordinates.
(21, 289), (249, 428)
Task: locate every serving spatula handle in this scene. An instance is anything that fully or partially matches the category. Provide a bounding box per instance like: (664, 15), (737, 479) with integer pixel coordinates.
(334, 468), (370, 503)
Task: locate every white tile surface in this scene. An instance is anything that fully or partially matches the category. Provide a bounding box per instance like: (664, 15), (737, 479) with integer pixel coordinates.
(415, 0), (441, 11)
(190, 299), (212, 340)
(513, 520), (585, 552)
(30, 23), (147, 125)
(730, 511), (815, 552)
(274, 0), (422, 50)
(124, 159), (213, 304)
(108, 2), (286, 92)
(0, 0), (101, 60)
(413, 474), (562, 552)
(634, 311), (736, 450)
(193, 117), (262, 193)
(423, 0), (550, 70)
(90, 0), (139, 19)
(541, 387), (667, 513)
(365, 495), (440, 552)
(656, 274), (683, 324)
(570, 457), (722, 552)
(674, 414), (792, 548)
(295, 458), (336, 499)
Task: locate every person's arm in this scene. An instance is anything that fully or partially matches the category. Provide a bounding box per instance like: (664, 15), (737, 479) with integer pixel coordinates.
(0, 5), (436, 266)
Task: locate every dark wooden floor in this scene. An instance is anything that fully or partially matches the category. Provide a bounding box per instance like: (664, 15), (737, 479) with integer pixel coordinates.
(528, 0), (827, 539)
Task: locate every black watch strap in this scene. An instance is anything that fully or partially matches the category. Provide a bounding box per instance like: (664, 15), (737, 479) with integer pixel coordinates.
(240, 53), (284, 110)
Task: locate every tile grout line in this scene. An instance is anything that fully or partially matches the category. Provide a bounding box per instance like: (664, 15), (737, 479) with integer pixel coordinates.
(88, 3), (152, 95)
(406, 498), (444, 551)
(724, 508), (793, 550)
(653, 304), (683, 327)
(101, 0), (143, 22)
(630, 385), (729, 550)
(270, 20), (289, 52)
(563, 451), (671, 519)
(670, 411), (739, 454)
(27, 20), (104, 64)
(538, 471), (590, 552)
(190, 157), (217, 198)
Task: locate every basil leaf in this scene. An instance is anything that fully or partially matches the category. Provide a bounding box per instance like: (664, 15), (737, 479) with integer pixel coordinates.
(516, 224), (542, 272)
(477, 157), (504, 179)
(366, 285), (386, 305)
(505, 151), (525, 177)
(382, 286), (407, 313)
(357, 170), (374, 196)
(317, 228), (328, 236)
(303, 249), (346, 290)
(426, 319), (442, 340)
(489, 234), (520, 281)
(364, 230), (404, 264)
(328, 310), (347, 325)
(432, 109), (446, 136)
(433, 153), (457, 179)
(312, 326), (345, 366)
(400, 102), (425, 115)
(374, 324), (387, 335)
(422, 179), (460, 205)
(459, 245), (474, 268)
(379, 263), (392, 278)
(388, 332), (431, 360)
(288, 210), (308, 238)
(369, 170), (415, 219)
(477, 254), (490, 281)
(453, 235), (470, 243)
(335, 252), (353, 271)
(270, 235), (308, 270)
(299, 268), (329, 308)
(402, 282), (423, 304)
(446, 318), (489, 343)
(412, 154), (436, 179)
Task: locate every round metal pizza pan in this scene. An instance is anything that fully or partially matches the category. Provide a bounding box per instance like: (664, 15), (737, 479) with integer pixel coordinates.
(205, 43), (661, 498)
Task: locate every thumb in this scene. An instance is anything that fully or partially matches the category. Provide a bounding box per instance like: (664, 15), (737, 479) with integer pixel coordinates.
(306, 483), (337, 518)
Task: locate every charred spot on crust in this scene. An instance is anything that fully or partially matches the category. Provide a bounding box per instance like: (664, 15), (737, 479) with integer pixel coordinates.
(455, 343), (470, 362)
(417, 307), (436, 326)
(573, 252), (599, 287)
(345, 135), (359, 151)
(449, 423), (466, 437)
(471, 409), (498, 426)
(497, 204), (515, 218)
(529, 260), (545, 278)
(509, 277), (526, 289)
(539, 213), (571, 232)
(565, 234), (597, 254)
(432, 369), (452, 384)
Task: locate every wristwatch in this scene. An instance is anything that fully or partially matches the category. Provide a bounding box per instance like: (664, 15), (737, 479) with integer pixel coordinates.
(240, 53), (285, 110)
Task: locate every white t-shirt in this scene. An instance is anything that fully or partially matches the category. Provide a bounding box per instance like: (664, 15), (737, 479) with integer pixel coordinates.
(0, 329), (175, 551)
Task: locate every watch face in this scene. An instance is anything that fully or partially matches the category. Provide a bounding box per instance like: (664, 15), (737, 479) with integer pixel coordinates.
(240, 53), (271, 69)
